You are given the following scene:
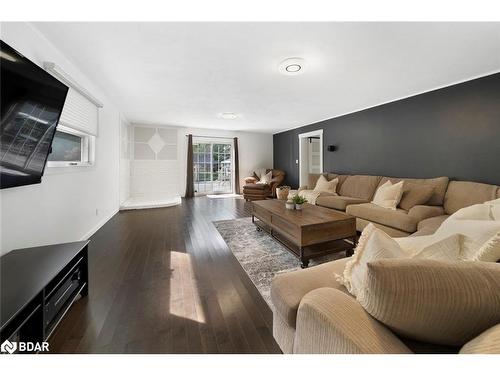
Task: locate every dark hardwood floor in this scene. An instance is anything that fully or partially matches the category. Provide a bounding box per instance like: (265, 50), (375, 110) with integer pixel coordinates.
(48, 197), (281, 353)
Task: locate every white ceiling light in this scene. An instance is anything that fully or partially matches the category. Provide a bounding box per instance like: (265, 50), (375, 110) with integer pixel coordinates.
(219, 112), (240, 119)
(279, 57), (306, 75)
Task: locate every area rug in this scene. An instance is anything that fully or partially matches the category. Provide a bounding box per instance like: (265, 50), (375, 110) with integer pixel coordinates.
(213, 217), (346, 307)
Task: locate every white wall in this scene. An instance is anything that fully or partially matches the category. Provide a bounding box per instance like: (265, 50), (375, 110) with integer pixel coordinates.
(129, 125), (180, 199)
(0, 22), (122, 254)
(119, 117), (131, 204)
(130, 124), (273, 197)
(180, 126), (273, 196)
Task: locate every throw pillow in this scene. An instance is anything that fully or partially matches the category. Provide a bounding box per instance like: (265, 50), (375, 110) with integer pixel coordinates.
(338, 224), (410, 299)
(256, 170), (273, 185)
(448, 203), (495, 221)
(493, 205), (500, 220)
(313, 175), (338, 195)
(398, 183), (434, 211)
(360, 258), (500, 346)
(436, 204), (500, 260)
(473, 231), (500, 262)
(371, 180), (404, 210)
(411, 233), (462, 261)
(485, 197), (500, 205)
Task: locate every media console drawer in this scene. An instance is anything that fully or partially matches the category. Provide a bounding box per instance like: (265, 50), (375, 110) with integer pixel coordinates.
(44, 258), (84, 332)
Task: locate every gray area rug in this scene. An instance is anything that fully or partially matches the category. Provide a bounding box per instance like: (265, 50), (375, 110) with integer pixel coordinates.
(213, 217), (346, 307)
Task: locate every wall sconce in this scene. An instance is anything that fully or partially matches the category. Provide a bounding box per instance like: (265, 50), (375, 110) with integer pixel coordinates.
(327, 145), (336, 152)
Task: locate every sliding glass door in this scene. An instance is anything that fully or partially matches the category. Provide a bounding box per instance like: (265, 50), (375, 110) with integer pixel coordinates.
(193, 141), (232, 195)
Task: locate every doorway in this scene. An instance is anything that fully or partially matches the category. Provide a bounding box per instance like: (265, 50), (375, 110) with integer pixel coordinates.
(298, 129), (323, 187)
(193, 141), (233, 195)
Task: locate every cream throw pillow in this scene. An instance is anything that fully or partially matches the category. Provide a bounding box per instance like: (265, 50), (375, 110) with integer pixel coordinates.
(411, 234), (462, 261)
(448, 203), (495, 220)
(485, 197), (500, 205)
(338, 224), (465, 299)
(472, 232), (500, 262)
(371, 180), (404, 210)
(256, 170), (272, 184)
(313, 175), (338, 195)
(436, 204), (500, 260)
(338, 224), (410, 299)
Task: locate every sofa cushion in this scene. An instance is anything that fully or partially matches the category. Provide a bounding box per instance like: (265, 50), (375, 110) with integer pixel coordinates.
(379, 176), (449, 206)
(270, 257), (350, 327)
(407, 205), (445, 223)
(444, 180), (499, 215)
(346, 203), (418, 233)
(339, 175), (382, 200)
(361, 259), (500, 346)
(315, 196), (369, 211)
(399, 183), (435, 210)
(356, 218), (411, 238)
(414, 215), (449, 236)
(243, 183), (271, 191)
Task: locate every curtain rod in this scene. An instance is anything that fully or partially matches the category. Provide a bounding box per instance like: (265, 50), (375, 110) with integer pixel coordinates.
(186, 135), (235, 140)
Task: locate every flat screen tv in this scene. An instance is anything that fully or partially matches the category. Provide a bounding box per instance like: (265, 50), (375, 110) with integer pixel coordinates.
(1, 40), (68, 189)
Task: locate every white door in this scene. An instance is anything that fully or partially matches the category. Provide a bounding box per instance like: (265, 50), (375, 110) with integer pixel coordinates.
(298, 130), (323, 187)
(308, 138), (321, 173)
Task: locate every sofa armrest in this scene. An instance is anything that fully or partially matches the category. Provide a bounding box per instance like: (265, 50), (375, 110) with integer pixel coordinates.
(408, 205), (445, 222)
(244, 176), (257, 184)
(298, 186), (308, 192)
(294, 288), (412, 354)
(460, 323), (500, 354)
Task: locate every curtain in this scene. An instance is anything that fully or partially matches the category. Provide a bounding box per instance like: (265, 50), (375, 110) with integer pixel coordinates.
(185, 134), (194, 198)
(234, 137), (240, 194)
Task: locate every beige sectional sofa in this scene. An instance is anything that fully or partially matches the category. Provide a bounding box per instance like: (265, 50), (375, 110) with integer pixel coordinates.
(272, 174), (500, 354)
(415, 180), (500, 236)
(301, 173), (500, 237)
(271, 257), (500, 354)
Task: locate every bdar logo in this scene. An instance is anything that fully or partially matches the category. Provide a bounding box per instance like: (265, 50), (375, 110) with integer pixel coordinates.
(1, 340), (17, 354)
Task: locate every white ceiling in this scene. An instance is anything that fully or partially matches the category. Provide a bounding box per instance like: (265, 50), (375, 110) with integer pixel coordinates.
(33, 22), (500, 133)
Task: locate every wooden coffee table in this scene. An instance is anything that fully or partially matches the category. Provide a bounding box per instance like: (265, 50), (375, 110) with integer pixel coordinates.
(251, 200), (357, 268)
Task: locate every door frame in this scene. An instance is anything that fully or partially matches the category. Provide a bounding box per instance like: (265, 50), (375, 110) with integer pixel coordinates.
(298, 129), (323, 187)
(192, 138), (234, 195)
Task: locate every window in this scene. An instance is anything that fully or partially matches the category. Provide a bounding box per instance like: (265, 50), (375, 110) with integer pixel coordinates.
(47, 125), (94, 167)
(42, 64), (101, 169)
(193, 142), (232, 194)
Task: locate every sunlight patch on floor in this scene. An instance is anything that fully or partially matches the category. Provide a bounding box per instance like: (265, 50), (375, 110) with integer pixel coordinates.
(169, 251), (206, 324)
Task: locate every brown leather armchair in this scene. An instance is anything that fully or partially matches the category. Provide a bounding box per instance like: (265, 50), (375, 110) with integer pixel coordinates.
(243, 169), (286, 200)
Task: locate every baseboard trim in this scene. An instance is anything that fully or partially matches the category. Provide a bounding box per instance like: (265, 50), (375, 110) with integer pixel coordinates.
(80, 208), (119, 241)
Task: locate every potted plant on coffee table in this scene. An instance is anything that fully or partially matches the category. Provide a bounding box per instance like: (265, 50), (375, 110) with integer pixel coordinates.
(292, 195), (307, 210)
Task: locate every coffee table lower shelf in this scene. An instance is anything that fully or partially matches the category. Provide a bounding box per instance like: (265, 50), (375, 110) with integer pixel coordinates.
(252, 215), (357, 268)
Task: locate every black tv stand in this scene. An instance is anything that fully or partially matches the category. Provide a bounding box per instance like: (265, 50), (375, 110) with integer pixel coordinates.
(0, 241), (89, 353)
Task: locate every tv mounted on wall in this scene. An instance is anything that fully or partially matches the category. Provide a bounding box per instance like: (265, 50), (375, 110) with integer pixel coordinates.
(0, 40), (69, 189)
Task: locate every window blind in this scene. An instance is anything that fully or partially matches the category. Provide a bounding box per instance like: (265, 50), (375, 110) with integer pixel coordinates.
(44, 62), (102, 137)
(59, 88), (99, 136)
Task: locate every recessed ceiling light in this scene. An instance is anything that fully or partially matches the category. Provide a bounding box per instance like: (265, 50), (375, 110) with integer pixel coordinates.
(286, 64), (301, 73)
(279, 57), (306, 75)
(219, 112), (240, 119)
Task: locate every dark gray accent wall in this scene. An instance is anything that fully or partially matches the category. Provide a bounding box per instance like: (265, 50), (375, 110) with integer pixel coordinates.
(273, 73), (500, 188)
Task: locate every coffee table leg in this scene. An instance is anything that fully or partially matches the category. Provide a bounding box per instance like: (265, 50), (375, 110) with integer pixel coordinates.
(300, 248), (309, 268)
(346, 235), (358, 257)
